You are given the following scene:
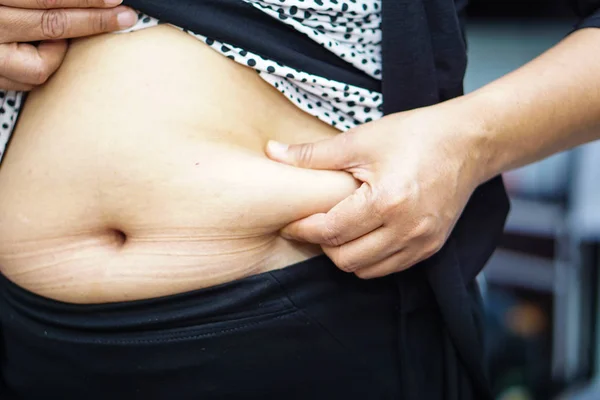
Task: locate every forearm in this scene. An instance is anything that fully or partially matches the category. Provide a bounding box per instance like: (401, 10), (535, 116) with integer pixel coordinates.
(449, 27), (600, 184)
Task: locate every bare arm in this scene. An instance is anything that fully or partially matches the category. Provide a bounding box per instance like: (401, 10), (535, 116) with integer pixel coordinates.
(455, 27), (600, 185)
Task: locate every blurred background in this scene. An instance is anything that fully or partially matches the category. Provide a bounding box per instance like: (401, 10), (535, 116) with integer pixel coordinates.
(464, 1), (600, 399)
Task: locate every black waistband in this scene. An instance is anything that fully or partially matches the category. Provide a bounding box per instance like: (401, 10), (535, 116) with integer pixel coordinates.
(0, 255), (434, 333)
(0, 263), (300, 333)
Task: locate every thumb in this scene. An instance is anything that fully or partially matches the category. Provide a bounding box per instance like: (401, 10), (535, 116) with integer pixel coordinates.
(266, 134), (356, 170)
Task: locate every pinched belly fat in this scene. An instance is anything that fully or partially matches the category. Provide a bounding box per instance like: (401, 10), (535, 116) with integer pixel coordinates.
(0, 25), (357, 303)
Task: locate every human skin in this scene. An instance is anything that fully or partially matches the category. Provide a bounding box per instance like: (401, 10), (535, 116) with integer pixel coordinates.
(0, 0), (136, 91)
(266, 27), (600, 279)
(0, 25), (359, 303)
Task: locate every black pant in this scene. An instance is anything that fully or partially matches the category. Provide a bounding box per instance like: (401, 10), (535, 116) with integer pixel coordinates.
(0, 254), (485, 400)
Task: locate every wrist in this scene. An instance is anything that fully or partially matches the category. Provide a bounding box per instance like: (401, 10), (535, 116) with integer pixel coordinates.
(443, 88), (516, 186)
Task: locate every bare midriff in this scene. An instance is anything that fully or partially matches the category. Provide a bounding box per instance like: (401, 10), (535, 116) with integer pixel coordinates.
(0, 25), (357, 303)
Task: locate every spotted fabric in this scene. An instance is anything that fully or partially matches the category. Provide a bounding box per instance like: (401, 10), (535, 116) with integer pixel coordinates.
(0, 1), (383, 164)
(0, 91), (23, 163)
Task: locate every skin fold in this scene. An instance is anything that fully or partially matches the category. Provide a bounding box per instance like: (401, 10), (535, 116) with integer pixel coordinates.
(0, 25), (358, 303)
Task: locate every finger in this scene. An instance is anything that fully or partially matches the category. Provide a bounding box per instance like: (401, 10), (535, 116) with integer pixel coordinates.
(353, 250), (417, 280)
(266, 132), (358, 170)
(0, 76), (34, 90)
(281, 183), (383, 246)
(323, 227), (400, 273)
(0, 0), (122, 9)
(0, 40), (67, 84)
(0, 6), (137, 43)
(35, 39), (67, 78)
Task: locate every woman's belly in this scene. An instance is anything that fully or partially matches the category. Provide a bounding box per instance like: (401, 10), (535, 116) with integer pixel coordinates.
(0, 25), (358, 303)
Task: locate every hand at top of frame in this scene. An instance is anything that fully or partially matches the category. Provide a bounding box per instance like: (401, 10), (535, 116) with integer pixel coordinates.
(266, 103), (486, 279)
(0, 0), (137, 91)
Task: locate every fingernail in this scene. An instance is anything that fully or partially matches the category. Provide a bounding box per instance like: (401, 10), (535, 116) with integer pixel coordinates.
(104, 0), (123, 6)
(117, 10), (137, 29)
(267, 140), (288, 158)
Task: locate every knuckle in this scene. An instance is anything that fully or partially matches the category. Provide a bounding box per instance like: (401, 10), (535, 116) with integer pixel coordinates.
(413, 217), (438, 239)
(321, 227), (342, 247)
(337, 262), (355, 273)
(390, 181), (418, 208)
(41, 10), (67, 39)
(0, 9), (16, 44)
(91, 12), (110, 33)
(335, 254), (356, 273)
(296, 143), (314, 166)
(31, 63), (51, 84)
(373, 185), (403, 221)
(323, 235), (341, 248)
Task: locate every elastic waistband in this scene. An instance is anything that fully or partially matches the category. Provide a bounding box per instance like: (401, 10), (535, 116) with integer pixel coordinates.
(0, 260), (308, 333)
(0, 255), (435, 333)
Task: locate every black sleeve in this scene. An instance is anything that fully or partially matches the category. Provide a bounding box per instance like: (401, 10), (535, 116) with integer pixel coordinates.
(571, 0), (600, 30)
